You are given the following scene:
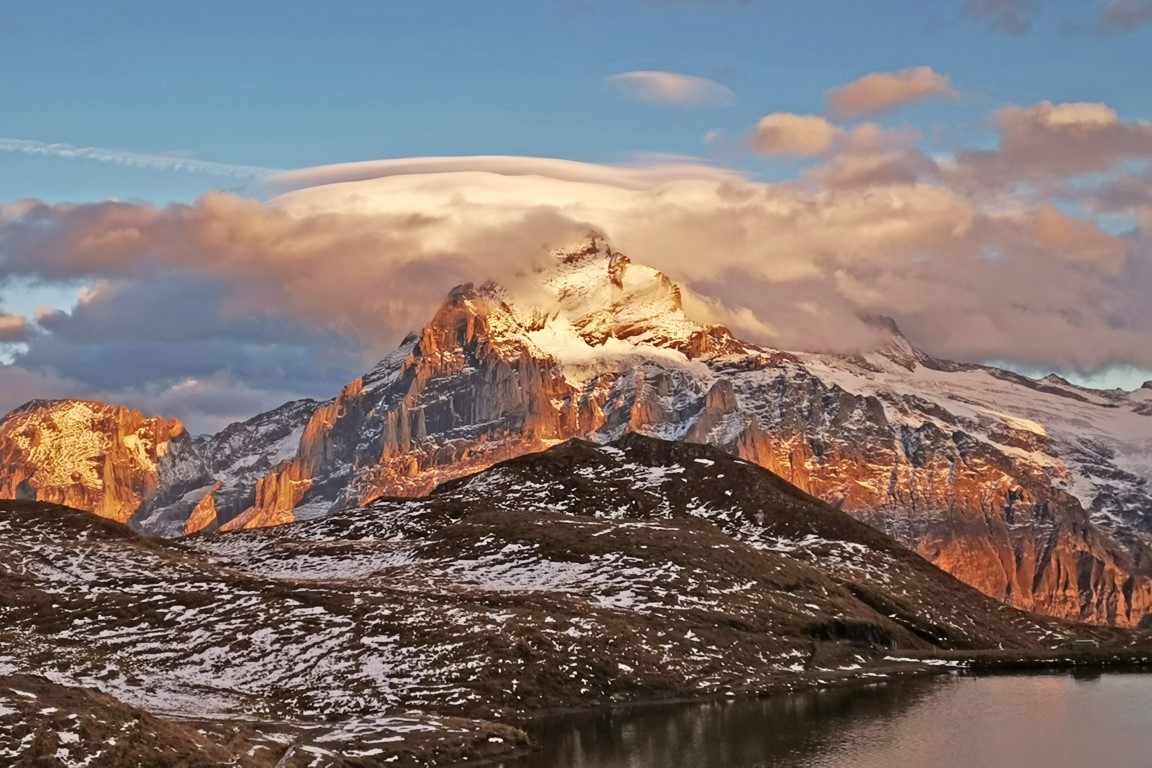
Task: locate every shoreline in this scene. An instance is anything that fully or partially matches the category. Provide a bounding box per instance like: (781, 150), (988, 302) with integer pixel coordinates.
(459, 648), (1152, 767)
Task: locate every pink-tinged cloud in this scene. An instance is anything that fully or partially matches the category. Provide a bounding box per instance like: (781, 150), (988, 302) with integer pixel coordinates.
(810, 150), (938, 189)
(807, 123), (938, 189)
(949, 101), (1152, 187)
(0, 313), (30, 343)
(962, 0), (1038, 35)
(1089, 166), (1152, 216)
(827, 67), (958, 118)
(1032, 206), (1128, 272)
(750, 113), (839, 157)
(1098, 0), (1152, 31)
(606, 71), (737, 108)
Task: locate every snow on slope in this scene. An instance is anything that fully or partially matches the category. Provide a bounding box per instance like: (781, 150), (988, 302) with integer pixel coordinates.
(784, 349), (1152, 535)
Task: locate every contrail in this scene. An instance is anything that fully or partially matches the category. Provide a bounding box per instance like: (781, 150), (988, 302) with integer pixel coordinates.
(0, 137), (280, 179)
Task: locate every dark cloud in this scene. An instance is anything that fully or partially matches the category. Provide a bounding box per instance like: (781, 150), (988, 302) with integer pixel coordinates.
(0, 365), (87, 415)
(15, 335), (352, 395)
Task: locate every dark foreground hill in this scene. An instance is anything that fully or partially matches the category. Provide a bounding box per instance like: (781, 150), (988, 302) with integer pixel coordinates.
(2, 435), (1149, 766)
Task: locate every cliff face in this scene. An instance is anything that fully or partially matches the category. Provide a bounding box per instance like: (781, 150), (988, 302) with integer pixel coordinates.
(2, 238), (1151, 627)
(726, 368), (1152, 627)
(0, 400), (192, 524)
(130, 398), (320, 537)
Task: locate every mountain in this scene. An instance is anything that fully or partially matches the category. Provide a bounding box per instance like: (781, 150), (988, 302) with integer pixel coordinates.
(0, 397), (320, 539)
(0, 400), (198, 523)
(3, 436), (1145, 765)
(135, 398), (320, 536)
(2, 237), (1151, 626)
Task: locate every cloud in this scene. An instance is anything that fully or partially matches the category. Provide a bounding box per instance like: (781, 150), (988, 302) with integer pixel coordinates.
(1097, 0), (1152, 31)
(605, 71), (737, 108)
(0, 361), (311, 436)
(3, 145), (1151, 429)
(0, 313), (30, 343)
(270, 155), (743, 194)
(0, 137), (278, 179)
(0, 365), (86, 416)
(750, 114), (839, 157)
(962, 0), (1038, 35)
(1032, 205), (1128, 270)
(827, 67), (958, 118)
(807, 123), (938, 188)
(1089, 166), (1152, 215)
(948, 101), (1152, 188)
(702, 129), (726, 145)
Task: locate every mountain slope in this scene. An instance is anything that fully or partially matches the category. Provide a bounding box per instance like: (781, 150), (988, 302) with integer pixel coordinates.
(4, 437), (1145, 764)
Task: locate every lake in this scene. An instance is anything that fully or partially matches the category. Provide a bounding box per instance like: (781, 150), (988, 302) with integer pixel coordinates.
(497, 672), (1152, 767)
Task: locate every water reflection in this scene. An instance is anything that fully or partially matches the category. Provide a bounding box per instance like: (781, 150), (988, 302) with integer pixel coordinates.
(499, 673), (1152, 768)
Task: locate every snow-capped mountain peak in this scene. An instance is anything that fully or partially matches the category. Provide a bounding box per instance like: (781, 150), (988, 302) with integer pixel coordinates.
(503, 235), (748, 365)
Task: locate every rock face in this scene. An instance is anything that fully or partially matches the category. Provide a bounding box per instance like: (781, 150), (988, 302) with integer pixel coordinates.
(131, 398), (320, 537)
(0, 400), (193, 523)
(2, 237), (1151, 627)
(728, 367), (1152, 626)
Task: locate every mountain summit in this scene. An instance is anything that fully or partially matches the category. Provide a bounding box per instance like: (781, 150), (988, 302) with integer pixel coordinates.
(2, 237), (1152, 626)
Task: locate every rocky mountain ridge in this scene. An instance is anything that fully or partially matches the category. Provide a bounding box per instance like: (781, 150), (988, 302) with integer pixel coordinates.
(1, 237), (1150, 626)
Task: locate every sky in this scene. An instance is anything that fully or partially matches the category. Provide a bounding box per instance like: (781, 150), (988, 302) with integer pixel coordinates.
(1, 0), (1151, 432)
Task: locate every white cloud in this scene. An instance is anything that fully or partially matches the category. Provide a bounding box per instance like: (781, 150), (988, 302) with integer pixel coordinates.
(269, 155), (743, 196)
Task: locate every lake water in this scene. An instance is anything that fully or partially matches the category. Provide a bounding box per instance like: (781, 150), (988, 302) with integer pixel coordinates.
(498, 672), (1152, 768)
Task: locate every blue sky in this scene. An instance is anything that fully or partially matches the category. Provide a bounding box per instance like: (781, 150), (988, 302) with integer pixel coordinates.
(4, 0), (1150, 204)
(1, 0), (1151, 429)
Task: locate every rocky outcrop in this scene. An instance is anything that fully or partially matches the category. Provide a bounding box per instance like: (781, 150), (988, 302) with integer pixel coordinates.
(184, 483), (220, 535)
(0, 400), (192, 523)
